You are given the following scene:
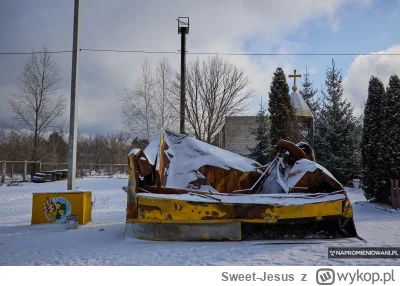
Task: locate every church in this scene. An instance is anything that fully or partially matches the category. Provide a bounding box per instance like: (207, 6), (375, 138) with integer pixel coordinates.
(218, 70), (314, 156)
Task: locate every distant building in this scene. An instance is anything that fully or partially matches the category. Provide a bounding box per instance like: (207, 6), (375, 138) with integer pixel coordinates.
(218, 116), (257, 156)
(218, 91), (313, 156)
(218, 70), (314, 155)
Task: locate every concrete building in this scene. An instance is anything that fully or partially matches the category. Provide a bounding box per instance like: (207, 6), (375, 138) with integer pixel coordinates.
(218, 116), (258, 156)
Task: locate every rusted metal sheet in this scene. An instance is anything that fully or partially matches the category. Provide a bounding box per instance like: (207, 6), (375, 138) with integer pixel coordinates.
(290, 168), (342, 193)
(136, 195), (344, 223)
(135, 149), (153, 177)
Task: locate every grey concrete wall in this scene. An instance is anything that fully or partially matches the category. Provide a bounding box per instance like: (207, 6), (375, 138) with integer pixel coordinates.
(220, 116), (257, 156)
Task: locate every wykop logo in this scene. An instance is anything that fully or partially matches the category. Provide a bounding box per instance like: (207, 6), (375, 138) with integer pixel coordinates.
(316, 268), (335, 285)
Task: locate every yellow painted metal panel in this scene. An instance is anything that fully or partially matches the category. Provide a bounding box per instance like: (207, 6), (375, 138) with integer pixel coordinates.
(137, 196), (344, 223)
(31, 191), (92, 225)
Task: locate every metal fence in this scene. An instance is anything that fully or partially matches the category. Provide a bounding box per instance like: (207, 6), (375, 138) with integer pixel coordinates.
(0, 160), (129, 184)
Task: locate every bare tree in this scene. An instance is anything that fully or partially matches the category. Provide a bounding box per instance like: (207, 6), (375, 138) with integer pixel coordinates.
(172, 56), (255, 143)
(0, 120), (8, 145)
(120, 60), (156, 142)
(7, 46), (66, 168)
(153, 58), (179, 131)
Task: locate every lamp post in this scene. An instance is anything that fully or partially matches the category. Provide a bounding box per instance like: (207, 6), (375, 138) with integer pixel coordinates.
(177, 17), (189, 135)
(67, 0), (80, 190)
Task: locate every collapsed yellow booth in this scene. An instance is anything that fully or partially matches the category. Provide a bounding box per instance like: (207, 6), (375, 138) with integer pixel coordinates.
(122, 129), (360, 242)
(31, 191), (92, 225)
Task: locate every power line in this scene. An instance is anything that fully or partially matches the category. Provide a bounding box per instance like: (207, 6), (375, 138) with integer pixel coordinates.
(80, 49), (400, 56)
(80, 48), (179, 54)
(1, 48), (400, 56)
(0, 51), (73, 55)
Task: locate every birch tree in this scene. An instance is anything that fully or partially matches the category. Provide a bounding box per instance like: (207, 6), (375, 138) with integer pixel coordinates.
(7, 46), (66, 172)
(173, 56), (255, 143)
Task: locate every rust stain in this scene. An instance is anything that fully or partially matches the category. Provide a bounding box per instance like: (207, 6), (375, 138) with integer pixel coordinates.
(232, 205), (275, 219)
(211, 211), (219, 217)
(288, 169), (302, 178)
(139, 205), (162, 212)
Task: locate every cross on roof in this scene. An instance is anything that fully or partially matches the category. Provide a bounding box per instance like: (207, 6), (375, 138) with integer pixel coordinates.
(288, 69), (301, 92)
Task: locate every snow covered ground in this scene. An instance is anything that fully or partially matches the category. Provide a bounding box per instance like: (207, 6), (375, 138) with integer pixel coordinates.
(0, 178), (399, 266)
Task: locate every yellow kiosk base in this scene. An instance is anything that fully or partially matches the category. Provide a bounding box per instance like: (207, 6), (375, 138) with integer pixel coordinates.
(31, 191), (92, 225)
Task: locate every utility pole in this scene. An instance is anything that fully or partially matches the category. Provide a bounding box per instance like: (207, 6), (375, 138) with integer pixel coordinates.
(67, 0), (80, 190)
(177, 17), (189, 134)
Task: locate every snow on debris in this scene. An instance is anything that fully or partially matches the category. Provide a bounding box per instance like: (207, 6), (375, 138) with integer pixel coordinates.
(137, 192), (347, 205)
(129, 148), (141, 156)
(143, 132), (160, 165)
(160, 129), (261, 189)
(286, 158), (343, 189)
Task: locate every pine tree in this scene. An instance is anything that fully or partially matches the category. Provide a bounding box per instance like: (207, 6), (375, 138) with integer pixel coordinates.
(299, 66), (319, 113)
(385, 74), (400, 182)
(268, 68), (296, 150)
(247, 98), (270, 164)
(315, 59), (360, 184)
(362, 76), (387, 202)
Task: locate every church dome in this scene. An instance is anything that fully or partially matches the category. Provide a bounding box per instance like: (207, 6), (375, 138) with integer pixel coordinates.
(290, 91), (313, 118)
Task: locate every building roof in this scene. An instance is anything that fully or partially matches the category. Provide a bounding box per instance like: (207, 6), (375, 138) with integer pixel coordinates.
(290, 91), (313, 118)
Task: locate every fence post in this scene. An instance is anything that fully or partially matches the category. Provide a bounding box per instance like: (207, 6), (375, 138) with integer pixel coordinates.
(81, 161), (84, 177)
(395, 179), (400, 210)
(39, 161), (42, 172)
(89, 162), (92, 176)
(1, 161), (5, 184)
(109, 164), (113, 178)
(390, 179), (396, 209)
(23, 160), (27, 182)
(11, 163), (13, 180)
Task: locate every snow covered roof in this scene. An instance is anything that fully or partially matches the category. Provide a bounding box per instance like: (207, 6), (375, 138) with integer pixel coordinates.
(290, 91), (313, 118)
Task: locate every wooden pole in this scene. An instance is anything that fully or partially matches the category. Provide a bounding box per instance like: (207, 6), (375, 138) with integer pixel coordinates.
(1, 161), (5, 184)
(395, 179), (400, 210)
(67, 0), (80, 190)
(23, 160), (27, 182)
(390, 179), (395, 209)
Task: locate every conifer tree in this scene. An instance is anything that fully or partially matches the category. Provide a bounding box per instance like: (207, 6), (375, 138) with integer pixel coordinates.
(268, 68), (295, 150)
(315, 59), (360, 184)
(384, 74), (400, 182)
(362, 76), (386, 202)
(299, 66), (319, 113)
(247, 98), (270, 165)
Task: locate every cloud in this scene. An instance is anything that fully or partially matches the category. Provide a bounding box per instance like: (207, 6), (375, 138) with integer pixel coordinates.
(343, 44), (400, 114)
(0, 0), (373, 136)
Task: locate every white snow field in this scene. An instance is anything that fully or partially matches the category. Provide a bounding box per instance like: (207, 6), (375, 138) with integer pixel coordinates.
(0, 178), (399, 266)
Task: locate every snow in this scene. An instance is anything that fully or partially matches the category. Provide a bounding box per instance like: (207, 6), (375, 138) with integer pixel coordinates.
(143, 132), (160, 165)
(150, 130), (261, 189)
(1, 179), (400, 266)
(129, 148), (141, 156)
(286, 158), (342, 189)
(137, 192), (347, 206)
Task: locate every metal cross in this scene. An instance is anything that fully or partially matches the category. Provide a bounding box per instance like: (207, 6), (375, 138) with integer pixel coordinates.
(288, 69), (301, 91)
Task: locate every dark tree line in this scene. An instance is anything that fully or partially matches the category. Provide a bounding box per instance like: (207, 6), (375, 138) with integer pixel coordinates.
(362, 74), (400, 203)
(0, 126), (138, 175)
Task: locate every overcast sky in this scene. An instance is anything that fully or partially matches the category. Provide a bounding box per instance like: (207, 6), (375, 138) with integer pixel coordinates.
(1, 0), (400, 137)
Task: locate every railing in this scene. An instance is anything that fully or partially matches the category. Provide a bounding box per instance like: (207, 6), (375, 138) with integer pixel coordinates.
(390, 179), (400, 210)
(0, 160), (129, 184)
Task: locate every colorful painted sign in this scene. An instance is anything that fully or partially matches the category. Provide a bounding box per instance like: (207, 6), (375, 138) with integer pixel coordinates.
(43, 196), (72, 223)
